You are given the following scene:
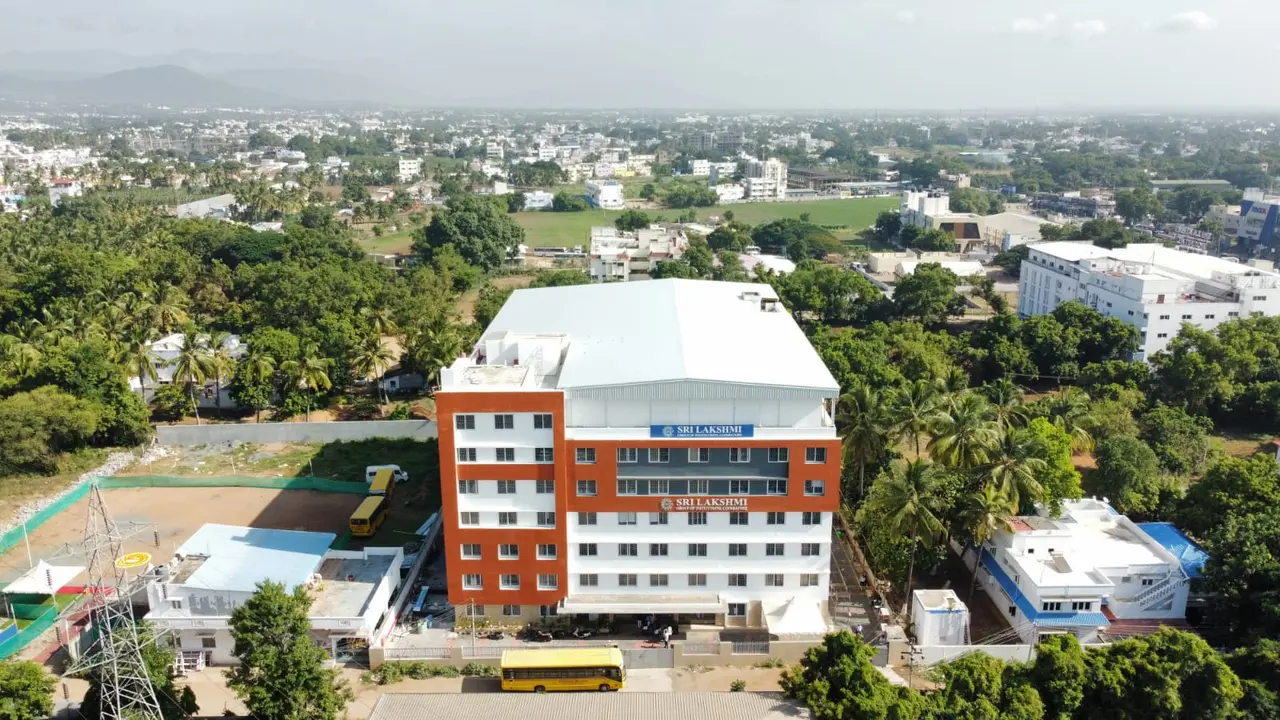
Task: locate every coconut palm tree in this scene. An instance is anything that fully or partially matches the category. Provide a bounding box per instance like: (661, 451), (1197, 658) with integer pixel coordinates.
(983, 429), (1047, 507)
(869, 459), (946, 615)
(281, 346), (332, 422)
(837, 382), (893, 501)
(891, 380), (944, 457)
(981, 379), (1030, 433)
(1040, 388), (1097, 452)
(928, 392), (1001, 471)
(237, 349), (277, 422)
(120, 327), (160, 402)
(352, 336), (396, 404)
(151, 285), (190, 334)
(207, 331), (237, 414)
(405, 318), (464, 390)
(169, 332), (214, 425)
(360, 306), (399, 339)
(957, 483), (1017, 602)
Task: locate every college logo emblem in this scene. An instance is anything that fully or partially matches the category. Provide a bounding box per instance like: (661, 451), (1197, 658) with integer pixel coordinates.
(661, 426), (675, 438)
(659, 498), (674, 511)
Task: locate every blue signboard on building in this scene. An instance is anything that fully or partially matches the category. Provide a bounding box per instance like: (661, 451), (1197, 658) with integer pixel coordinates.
(649, 424), (754, 438)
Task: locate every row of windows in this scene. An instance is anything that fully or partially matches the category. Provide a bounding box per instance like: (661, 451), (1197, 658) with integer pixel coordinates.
(459, 511), (557, 527)
(576, 541), (823, 557)
(455, 413), (554, 430)
(457, 447), (549, 463)
(465, 605), (560, 618)
(458, 479), (556, 494)
(457, 446), (828, 465)
(1040, 600), (1094, 612)
(573, 511), (826, 526)
(460, 543), (559, 560)
(456, 478), (825, 499)
(576, 573), (822, 589)
(462, 573), (559, 590)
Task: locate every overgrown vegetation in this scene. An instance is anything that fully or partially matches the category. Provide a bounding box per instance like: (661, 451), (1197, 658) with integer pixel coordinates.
(363, 660), (499, 685)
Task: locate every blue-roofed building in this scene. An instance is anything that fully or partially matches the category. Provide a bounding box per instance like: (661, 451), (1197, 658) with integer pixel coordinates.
(968, 498), (1200, 645)
(144, 524), (403, 668)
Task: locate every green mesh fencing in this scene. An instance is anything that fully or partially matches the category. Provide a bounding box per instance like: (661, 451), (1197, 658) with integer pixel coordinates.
(98, 475), (369, 494)
(0, 481), (92, 557)
(0, 604), (56, 661)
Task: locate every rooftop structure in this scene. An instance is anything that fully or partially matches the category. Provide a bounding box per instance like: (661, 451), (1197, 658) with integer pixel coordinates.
(587, 225), (687, 282)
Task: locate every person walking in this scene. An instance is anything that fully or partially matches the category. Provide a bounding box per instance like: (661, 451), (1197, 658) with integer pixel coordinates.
(662, 625), (672, 648)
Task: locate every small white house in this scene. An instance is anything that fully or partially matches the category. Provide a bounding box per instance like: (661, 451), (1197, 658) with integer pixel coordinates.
(912, 589), (970, 647)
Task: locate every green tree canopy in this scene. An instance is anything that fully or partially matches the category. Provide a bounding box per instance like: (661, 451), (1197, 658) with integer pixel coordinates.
(1087, 435), (1168, 517)
(892, 263), (966, 328)
(414, 194), (525, 271)
(0, 661), (56, 720)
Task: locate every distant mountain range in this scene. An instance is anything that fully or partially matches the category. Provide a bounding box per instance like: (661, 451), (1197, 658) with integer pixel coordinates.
(0, 62), (428, 109)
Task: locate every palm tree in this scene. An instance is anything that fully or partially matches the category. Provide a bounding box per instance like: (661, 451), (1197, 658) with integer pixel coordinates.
(360, 306), (399, 339)
(207, 331), (237, 414)
(281, 346), (332, 422)
(837, 383), (893, 501)
(1041, 388), (1097, 452)
(929, 392), (1001, 471)
(957, 483), (1017, 602)
(406, 318), (463, 390)
(983, 429), (1047, 507)
(151, 285), (190, 334)
(352, 336), (396, 405)
(169, 333), (214, 425)
(891, 380), (943, 457)
(869, 459), (946, 615)
(120, 327), (160, 402)
(237, 349), (277, 422)
(981, 379), (1030, 433)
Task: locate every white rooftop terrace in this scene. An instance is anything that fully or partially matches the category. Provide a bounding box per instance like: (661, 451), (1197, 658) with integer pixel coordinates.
(1034, 241), (1280, 283)
(1003, 499), (1167, 590)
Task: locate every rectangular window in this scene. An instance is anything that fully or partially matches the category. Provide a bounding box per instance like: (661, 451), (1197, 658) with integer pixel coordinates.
(536, 479), (555, 494)
(766, 543), (784, 556)
(578, 512), (597, 526)
(805, 447), (827, 463)
(502, 604), (521, 617)
(460, 512), (479, 526)
(1157, 333), (1168, 339)
(688, 573), (707, 587)
(495, 448), (515, 463)
(1254, 296), (1268, 301)
(533, 413), (553, 429)
(457, 479), (477, 494)
(650, 574), (669, 587)
(688, 543), (707, 557)
(499, 544), (519, 559)
(579, 543), (597, 557)
(650, 479), (669, 494)
(1205, 314), (1215, 320)
(801, 543), (821, 556)
(456, 448), (477, 462)
(729, 448), (750, 463)
(534, 447), (554, 463)
(1181, 314), (1193, 320)
(766, 480), (787, 495)
(802, 512), (822, 526)
(688, 511), (707, 526)
(618, 479), (638, 495)
(1041, 601), (1062, 612)
(462, 574), (482, 589)
(1071, 601), (1092, 611)
(688, 478), (709, 495)
(537, 544), (556, 559)
(617, 448), (638, 463)
(542, 603), (559, 617)
(576, 480), (597, 496)
(500, 574), (520, 590)
(1159, 314), (1171, 320)
(648, 448), (670, 463)
(728, 602), (746, 617)
(729, 511), (748, 526)
(765, 573), (784, 587)
(649, 512), (669, 525)
(768, 448), (789, 463)
(688, 448), (709, 463)
(619, 574), (637, 587)
(455, 414), (475, 430)
(766, 511), (786, 525)
(579, 574), (598, 587)
(536, 512), (555, 527)
(619, 543), (638, 557)
(496, 480), (516, 495)
(801, 574), (820, 587)
(1229, 311), (1240, 317)
(804, 480), (825, 496)
(201, 636), (216, 649)
(618, 512), (637, 526)
(729, 543), (747, 557)
(728, 575), (747, 588)
(576, 448), (596, 464)
(494, 414), (514, 430)
(649, 544), (669, 557)
(461, 543), (481, 559)
(538, 574), (557, 590)
(728, 480), (749, 495)
(499, 512), (517, 526)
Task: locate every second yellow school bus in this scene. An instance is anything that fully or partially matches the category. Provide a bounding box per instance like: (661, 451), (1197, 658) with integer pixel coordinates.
(368, 468), (395, 499)
(500, 647), (625, 693)
(349, 496), (387, 538)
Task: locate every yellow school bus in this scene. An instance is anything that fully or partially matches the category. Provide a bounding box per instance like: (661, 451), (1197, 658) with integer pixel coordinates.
(349, 496), (387, 537)
(368, 468), (395, 499)
(500, 647), (625, 693)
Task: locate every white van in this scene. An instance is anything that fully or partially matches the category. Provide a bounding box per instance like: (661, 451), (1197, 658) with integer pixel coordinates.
(365, 464), (409, 485)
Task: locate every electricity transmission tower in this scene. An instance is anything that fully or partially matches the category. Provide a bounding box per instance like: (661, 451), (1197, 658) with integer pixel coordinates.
(60, 481), (166, 720)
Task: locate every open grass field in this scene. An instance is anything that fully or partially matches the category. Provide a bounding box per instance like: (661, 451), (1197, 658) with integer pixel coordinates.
(511, 196), (899, 247)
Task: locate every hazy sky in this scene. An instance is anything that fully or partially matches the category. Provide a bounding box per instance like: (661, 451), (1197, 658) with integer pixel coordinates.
(2, 0), (1273, 108)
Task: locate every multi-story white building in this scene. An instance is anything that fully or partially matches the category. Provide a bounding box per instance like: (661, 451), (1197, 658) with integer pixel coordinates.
(585, 180), (625, 210)
(588, 226), (688, 282)
(48, 178), (82, 206)
(742, 159), (787, 199)
(967, 499), (1206, 644)
(713, 184), (745, 203)
(523, 190), (555, 210)
(397, 158), (422, 183)
(436, 280), (841, 631)
(143, 524), (403, 668)
(1018, 241), (1280, 360)
(486, 141), (505, 160)
(690, 159), (712, 177)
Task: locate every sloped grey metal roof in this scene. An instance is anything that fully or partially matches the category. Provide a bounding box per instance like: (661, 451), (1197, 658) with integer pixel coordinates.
(368, 692), (809, 720)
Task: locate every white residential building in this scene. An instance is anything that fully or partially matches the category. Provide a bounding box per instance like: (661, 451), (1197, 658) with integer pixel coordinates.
(486, 141), (505, 160)
(968, 499), (1206, 645)
(713, 184), (745, 202)
(397, 158), (422, 183)
(1018, 242), (1280, 360)
(536, 146), (557, 161)
(588, 226), (688, 282)
(48, 178), (82, 206)
(523, 190), (555, 210)
(585, 180), (625, 210)
(436, 280), (841, 629)
(742, 159), (787, 200)
(143, 524), (403, 668)
(690, 159), (712, 177)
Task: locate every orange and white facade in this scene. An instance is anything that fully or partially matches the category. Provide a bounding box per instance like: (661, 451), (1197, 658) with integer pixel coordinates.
(436, 280), (841, 629)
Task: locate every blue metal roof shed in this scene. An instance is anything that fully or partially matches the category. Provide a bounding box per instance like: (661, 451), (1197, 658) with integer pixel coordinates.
(1136, 522), (1209, 580)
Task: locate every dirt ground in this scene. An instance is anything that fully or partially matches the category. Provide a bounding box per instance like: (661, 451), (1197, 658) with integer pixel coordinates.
(670, 667), (783, 692)
(0, 487), (362, 586)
